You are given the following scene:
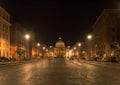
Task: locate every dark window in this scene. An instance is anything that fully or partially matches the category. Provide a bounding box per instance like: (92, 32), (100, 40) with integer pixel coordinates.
(112, 27), (115, 32)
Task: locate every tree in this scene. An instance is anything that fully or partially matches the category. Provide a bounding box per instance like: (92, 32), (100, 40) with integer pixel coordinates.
(15, 48), (25, 57)
(96, 50), (105, 57)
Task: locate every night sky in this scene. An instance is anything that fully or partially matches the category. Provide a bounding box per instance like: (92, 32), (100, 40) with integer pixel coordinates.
(1, 0), (120, 46)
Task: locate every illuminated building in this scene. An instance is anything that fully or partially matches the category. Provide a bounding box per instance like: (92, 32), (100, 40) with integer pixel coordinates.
(31, 42), (43, 58)
(0, 6), (11, 57)
(92, 9), (120, 57)
(10, 23), (35, 59)
(54, 37), (66, 57)
(10, 23), (27, 59)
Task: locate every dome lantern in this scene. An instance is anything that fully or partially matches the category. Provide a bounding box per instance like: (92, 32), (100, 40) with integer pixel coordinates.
(55, 37), (65, 48)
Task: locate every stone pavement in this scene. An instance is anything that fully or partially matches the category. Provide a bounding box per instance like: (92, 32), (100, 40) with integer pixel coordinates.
(72, 59), (120, 69)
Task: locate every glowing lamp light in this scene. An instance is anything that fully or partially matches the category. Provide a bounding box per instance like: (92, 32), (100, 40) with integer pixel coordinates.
(78, 43), (81, 47)
(43, 47), (46, 50)
(87, 34), (92, 40)
(37, 43), (40, 47)
(25, 34), (30, 40)
(73, 47), (76, 50)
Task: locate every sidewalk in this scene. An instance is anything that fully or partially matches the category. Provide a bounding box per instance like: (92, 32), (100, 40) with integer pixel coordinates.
(0, 61), (20, 65)
(73, 59), (120, 69)
(0, 59), (41, 65)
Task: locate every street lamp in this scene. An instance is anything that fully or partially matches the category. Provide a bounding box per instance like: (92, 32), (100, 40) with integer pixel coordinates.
(37, 43), (40, 56)
(43, 47), (46, 50)
(87, 34), (92, 60)
(46, 49), (48, 52)
(25, 34), (30, 40)
(73, 47), (76, 57)
(42, 46), (46, 58)
(87, 34), (92, 40)
(77, 43), (81, 58)
(78, 43), (81, 47)
(46, 49), (48, 57)
(73, 47), (76, 50)
(37, 43), (40, 47)
(67, 46), (70, 58)
(50, 45), (53, 48)
(25, 34), (30, 59)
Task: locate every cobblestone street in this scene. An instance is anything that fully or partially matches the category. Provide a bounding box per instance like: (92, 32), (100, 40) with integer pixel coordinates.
(0, 59), (120, 85)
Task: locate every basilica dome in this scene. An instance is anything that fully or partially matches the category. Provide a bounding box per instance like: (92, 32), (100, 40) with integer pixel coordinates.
(55, 37), (65, 48)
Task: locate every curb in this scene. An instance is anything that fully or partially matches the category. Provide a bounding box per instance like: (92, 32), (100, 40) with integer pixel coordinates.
(73, 60), (120, 70)
(0, 61), (19, 65)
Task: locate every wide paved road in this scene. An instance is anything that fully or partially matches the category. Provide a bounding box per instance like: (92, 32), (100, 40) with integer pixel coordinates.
(0, 58), (120, 85)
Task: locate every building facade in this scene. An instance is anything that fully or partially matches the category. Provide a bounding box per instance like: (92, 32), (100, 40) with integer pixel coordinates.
(92, 9), (120, 57)
(10, 24), (45, 60)
(54, 37), (66, 57)
(0, 6), (11, 57)
(10, 23), (26, 59)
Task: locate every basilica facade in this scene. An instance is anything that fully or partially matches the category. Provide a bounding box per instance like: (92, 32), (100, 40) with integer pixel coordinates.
(54, 37), (66, 57)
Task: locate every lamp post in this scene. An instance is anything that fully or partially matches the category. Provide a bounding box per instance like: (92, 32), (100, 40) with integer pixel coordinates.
(73, 47), (76, 57)
(46, 49), (48, 57)
(42, 46), (46, 58)
(67, 46), (70, 58)
(77, 43), (81, 58)
(25, 34), (30, 59)
(37, 43), (40, 57)
(87, 34), (92, 60)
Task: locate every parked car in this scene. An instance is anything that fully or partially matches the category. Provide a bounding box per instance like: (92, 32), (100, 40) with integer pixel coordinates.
(0, 56), (10, 62)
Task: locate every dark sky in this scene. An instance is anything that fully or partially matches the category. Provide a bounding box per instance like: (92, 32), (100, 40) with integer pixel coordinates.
(1, 0), (120, 46)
